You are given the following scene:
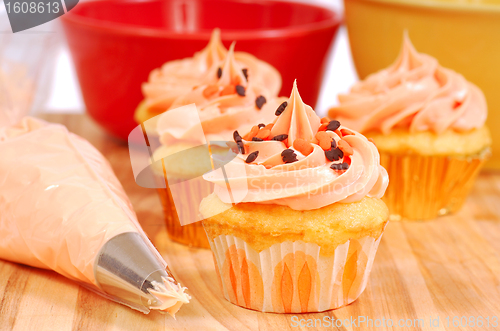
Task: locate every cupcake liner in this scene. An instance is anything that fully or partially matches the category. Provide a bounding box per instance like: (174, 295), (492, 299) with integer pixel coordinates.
(156, 175), (213, 248)
(380, 150), (490, 220)
(207, 234), (383, 313)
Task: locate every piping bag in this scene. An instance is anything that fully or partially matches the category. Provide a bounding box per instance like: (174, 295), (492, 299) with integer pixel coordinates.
(0, 117), (190, 316)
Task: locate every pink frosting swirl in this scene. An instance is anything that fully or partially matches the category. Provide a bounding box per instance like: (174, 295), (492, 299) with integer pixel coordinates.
(139, 29), (282, 120)
(203, 81), (389, 210)
(157, 43), (287, 144)
(329, 35), (487, 134)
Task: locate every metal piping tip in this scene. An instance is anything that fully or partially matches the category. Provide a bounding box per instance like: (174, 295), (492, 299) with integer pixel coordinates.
(94, 232), (181, 313)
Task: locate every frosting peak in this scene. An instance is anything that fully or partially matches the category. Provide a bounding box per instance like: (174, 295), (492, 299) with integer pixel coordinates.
(200, 28), (227, 71)
(329, 34), (487, 135)
(271, 80), (320, 147)
(156, 41), (286, 145)
(203, 82), (389, 210)
(215, 42), (248, 88)
(136, 29), (282, 124)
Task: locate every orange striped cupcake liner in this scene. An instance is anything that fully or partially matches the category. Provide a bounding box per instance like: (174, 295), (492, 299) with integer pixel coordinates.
(380, 149), (490, 220)
(208, 234), (384, 313)
(156, 175), (213, 248)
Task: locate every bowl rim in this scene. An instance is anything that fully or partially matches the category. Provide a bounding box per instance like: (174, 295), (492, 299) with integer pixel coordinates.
(61, 0), (343, 39)
(351, 0), (500, 13)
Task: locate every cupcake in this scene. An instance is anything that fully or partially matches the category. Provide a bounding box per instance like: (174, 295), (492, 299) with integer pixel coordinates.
(135, 28), (282, 125)
(200, 81), (389, 313)
(329, 35), (491, 220)
(148, 33), (285, 248)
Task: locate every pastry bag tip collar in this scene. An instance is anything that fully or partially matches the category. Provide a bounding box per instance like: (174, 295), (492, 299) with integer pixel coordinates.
(95, 232), (190, 315)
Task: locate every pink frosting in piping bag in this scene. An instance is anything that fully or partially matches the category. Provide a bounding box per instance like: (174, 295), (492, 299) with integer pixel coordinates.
(203, 81), (389, 210)
(0, 117), (190, 315)
(0, 118), (137, 283)
(329, 35), (487, 134)
(140, 29), (282, 119)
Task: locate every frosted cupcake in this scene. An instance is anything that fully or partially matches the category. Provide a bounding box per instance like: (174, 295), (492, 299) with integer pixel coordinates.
(200, 81), (389, 313)
(329, 36), (491, 220)
(135, 29), (282, 125)
(149, 34), (285, 248)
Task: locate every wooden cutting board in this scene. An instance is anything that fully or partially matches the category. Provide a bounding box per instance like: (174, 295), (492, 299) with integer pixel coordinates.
(1, 114), (499, 331)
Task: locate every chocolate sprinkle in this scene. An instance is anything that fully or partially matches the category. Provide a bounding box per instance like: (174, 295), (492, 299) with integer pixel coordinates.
(237, 141), (245, 154)
(252, 137), (264, 142)
(233, 130), (242, 142)
(325, 148), (343, 162)
(330, 162), (349, 171)
(272, 134), (288, 141)
(258, 123), (266, 129)
(217, 67), (222, 79)
(235, 85), (246, 96)
(245, 151), (259, 163)
(282, 155), (298, 164)
(275, 101), (288, 116)
(255, 95), (267, 109)
(331, 139), (337, 149)
(234, 131), (245, 154)
(327, 120), (341, 132)
(242, 68), (248, 80)
(281, 149), (298, 163)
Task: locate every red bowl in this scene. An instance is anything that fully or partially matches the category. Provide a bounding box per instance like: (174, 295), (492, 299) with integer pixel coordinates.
(62, 0), (341, 140)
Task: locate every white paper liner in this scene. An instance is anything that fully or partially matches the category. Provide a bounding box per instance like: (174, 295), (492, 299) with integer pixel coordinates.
(208, 234), (383, 313)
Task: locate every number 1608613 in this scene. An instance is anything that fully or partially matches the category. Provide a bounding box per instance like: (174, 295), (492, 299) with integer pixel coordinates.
(445, 316), (498, 328)
(5, 1), (60, 14)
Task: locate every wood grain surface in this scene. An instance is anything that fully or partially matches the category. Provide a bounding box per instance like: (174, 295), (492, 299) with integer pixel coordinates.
(1, 114), (499, 331)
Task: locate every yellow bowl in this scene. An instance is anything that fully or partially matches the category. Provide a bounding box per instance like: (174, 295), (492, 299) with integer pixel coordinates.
(344, 0), (500, 169)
